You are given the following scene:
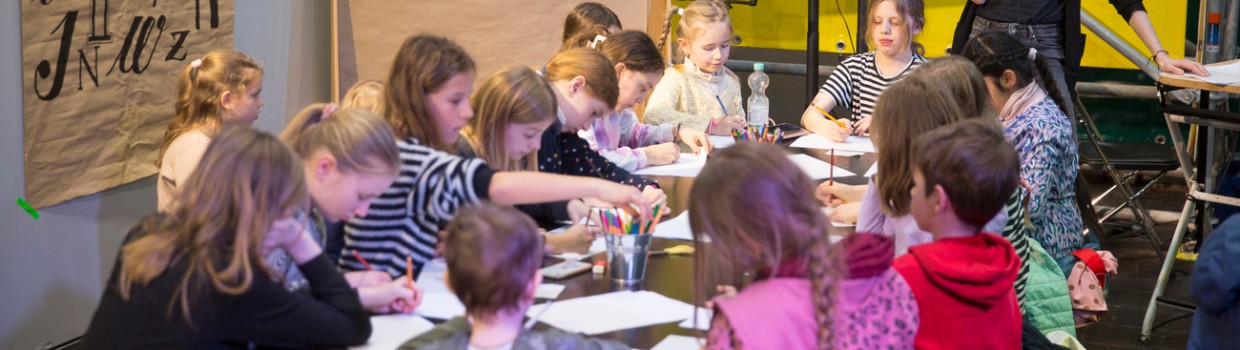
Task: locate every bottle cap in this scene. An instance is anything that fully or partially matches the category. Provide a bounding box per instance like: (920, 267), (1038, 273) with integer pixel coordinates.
(1210, 13), (1222, 24)
(754, 62), (765, 71)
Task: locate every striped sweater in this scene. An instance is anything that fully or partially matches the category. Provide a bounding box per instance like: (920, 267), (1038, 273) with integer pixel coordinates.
(819, 51), (927, 121)
(342, 138), (494, 277)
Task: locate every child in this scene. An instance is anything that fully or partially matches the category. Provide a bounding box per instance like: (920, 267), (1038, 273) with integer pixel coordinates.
(852, 72), (1005, 256)
(157, 50), (264, 212)
(896, 119), (1022, 349)
(688, 142), (917, 349)
(344, 35), (651, 277)
(519, 48), (667, 227)
(800, 0), (927, 141)
(561, 2), (622, 50)
(961, 30), (1083, 260)
(341, 79), (386, 117)
(644, 0), (746, 135)
(82, 128), (371, 349)
(456, 66), (595, 254)
(1189, 215), (1240, 349)
(277, 103), (420, 313)
(578, 30), (713, 171)
(401, 203), (627, 350)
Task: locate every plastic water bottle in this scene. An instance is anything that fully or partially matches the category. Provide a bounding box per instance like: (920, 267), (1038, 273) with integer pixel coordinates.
(747, 63), (769, 127)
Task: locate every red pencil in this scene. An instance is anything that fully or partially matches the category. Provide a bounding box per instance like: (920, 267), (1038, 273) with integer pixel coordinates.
(829, 149), (835, 185)
(352, 249), (374, 271)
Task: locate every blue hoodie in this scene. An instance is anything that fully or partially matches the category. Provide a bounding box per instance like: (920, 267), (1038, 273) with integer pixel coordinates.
(1189, 216), (1240, 349)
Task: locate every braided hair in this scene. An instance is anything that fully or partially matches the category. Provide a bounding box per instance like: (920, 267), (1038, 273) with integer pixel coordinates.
(960, 30), (1072, 118)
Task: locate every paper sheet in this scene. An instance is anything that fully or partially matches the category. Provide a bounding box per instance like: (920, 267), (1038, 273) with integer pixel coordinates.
(1186, 60), (1240, 85)
(790, 134), (877, 154)
(788, 154), (857, 180)
(415, 291), (467, 320)
(652, 335), (705, 350)
(634, 153), (708, 177)
(535, 283), (566, 300)
(350, 314), (435, 350)
(653, 212), (695, 241)
(678, 307), (713, 331)
(525, 291), (697, 335)
(548, 236), (606, 261)
(865, 163), (878, 177)
(821, 207), (857, 228)
(709, 135), (736, 149)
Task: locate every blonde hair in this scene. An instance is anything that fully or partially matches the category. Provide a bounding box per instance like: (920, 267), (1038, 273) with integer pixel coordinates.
(865, 0), (926, 55)
(158, 50), (263, 165)
(914, 56), (994, 120)
(544, 48), (619, 110)
(659, 0), (733, 63)
(341, 80), (386, 117)
(688, 143), (841, 349)
(281, 103), (400, 177)
(385, 35), (476, 152)
(462, 67), (557, 171)
(871, 74), (983, 216)
(120, 127), (305, 325)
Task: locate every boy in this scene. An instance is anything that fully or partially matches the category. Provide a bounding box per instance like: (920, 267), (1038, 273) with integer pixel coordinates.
(401, 203), (626, 350)
(895, 119), (1022, 349)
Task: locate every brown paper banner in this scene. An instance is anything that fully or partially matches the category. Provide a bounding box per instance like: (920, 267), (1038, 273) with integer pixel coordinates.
(21, 0), (235, 208)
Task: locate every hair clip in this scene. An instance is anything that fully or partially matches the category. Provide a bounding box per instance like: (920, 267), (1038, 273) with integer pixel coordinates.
(190, 58), (202, 69)
(322, 103), (339, 119)
(588, 35), (607, 49)
(677, 8), (684, 16)
(1027, 48), (1037, 61)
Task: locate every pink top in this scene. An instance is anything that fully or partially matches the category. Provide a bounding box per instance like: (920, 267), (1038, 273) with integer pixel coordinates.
(578, 109), (675, 171)
(857, 178), (1008, 256)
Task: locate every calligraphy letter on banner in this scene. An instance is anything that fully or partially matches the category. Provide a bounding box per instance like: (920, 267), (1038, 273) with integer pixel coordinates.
(21, 0), (235, 209)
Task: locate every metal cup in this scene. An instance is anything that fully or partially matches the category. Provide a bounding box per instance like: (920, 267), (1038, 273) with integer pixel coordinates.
(605, 234), (653, 284)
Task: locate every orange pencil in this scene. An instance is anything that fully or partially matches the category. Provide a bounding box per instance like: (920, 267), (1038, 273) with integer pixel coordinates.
(813, 105), (847, 129)
(405, 256), (414, 290)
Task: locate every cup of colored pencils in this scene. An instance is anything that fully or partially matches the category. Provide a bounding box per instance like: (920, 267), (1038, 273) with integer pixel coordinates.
(596, 204), (666, 283)
(731, 125), (784, 144)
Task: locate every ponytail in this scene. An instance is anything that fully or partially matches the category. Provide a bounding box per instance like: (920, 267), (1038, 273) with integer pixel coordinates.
(159, 51), (263, 166)
(281, 103), (400, 176)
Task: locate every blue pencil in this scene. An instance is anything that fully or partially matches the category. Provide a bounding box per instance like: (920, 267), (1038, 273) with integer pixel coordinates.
(715, 95), (728, 115)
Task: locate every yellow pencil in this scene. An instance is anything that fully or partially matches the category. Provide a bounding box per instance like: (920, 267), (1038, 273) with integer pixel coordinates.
(813, 105), (847, 129)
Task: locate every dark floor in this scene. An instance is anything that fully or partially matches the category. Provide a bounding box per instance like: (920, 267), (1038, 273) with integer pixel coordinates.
(1074, 171), (1198, 350)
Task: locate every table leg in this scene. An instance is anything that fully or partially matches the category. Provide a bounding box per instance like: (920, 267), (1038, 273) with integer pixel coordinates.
(1140, 199), (1195, 341)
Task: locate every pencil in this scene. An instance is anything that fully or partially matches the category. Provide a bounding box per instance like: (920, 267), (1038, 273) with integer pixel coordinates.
(813, 105), (847, 129)
(352, 249), (373, 271)
(715, 95), (728, 116)
(829, 149), (835, 186)
(405, 256), (414, 291)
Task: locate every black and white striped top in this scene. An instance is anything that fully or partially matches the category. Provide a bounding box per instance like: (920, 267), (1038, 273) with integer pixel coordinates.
(819, 51), (928, 121)
(342, 138), (494, 277)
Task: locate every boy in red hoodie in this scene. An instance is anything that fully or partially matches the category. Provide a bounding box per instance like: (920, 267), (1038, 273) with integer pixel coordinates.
(895, 119), (1022, 349)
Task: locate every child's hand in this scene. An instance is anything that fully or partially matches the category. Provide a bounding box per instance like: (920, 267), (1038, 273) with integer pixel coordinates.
(567, 199), (590, 225)
(704, 285), (739, 309)
(642, 186), (668, 208)
(365, 278), (422, 314)
(344, 270), (392, 288)
(822, 119), (852, 143)
(708, 116), (745, 136)
(852, 116), (872, 135)
(816, 182), (864, 205)
(643, 143), (681, 166)
(828, 202), (861, 224)
(545, 225), (597, 254)
(678, 128), (713, 155)
(590, 183), (652, 221)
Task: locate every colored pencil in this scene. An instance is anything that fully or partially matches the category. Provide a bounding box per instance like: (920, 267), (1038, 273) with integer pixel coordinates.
(352, 249), (373, 271)
(405, 256), (414, 291)
(813, 105), (847, 129)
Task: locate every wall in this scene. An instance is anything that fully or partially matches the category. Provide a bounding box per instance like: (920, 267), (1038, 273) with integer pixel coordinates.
(0, 1), (331, 349)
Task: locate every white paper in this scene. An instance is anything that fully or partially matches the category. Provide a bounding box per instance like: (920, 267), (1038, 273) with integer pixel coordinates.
(350, 314), (435, 350)
(549, 236), (606, 261)
(790, 134), (877, 154)
(653, 212), (695, 241)
(678, 307), (713, 331)
(525, 290), (697, 335)
(864, 163), (878, 177)
(416, 291), (467, 320)
(652, 335), (705, 350)
(1186, 60), (1240, 85)
(821, 207), (857, 228)
(788, 154), (856, 180)
(416, 259), (450, 293)
(535, 283), (566, 300)
(709, 135), (736, 149)
(634, 153), (708, 177)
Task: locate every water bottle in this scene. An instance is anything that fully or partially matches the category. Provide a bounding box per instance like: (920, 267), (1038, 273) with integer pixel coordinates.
(747, 63), (769, 127)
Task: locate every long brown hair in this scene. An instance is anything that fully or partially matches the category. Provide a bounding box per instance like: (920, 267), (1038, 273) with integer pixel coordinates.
(659, 0), (732, 63)
(865, 0), (926, 56)
(595, 30), (666, 74)
(281, 103), (400, 177)
(461, 67), (557, 172)
(871, 74), (979, 216)
(562, 2), (621, 47)
(158, 50), (263, 165)
(688, 143), (841, 349)
(916, 56), (994, 120)
(544, 48), (619, 110)
(385, 35), (476, 152)
(120, 127), (305, 324)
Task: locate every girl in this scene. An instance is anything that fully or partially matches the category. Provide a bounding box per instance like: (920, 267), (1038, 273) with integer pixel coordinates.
(800, 0), (927, 141)
(961, 30), (1083, 260)
(578, 30), (713, 171)
(645, 0), (746, 135)
(689, 143), (917, 349)
(277, 103), (420, 313)
(157, 50), (264, 212)
(344, 35), (651, 277)
(562, 1), (622, 49)
(519, 48), (668, 227)
(82, 128), (371, 349)
(341, 79), (386, 117)
(457, 66), (595, 254)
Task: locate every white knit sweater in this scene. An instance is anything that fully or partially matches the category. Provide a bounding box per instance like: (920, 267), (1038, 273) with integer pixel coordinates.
(644, 58), (746, 132)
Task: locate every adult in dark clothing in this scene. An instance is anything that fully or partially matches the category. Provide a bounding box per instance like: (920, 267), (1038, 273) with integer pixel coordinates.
(80, 128), (371, 349)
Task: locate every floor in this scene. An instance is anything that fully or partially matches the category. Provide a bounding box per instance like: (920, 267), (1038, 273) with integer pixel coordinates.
(1074, 171), (1199, 350)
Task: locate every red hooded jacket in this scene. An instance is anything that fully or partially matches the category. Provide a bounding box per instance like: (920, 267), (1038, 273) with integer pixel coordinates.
(894, 233), (1021, 350)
